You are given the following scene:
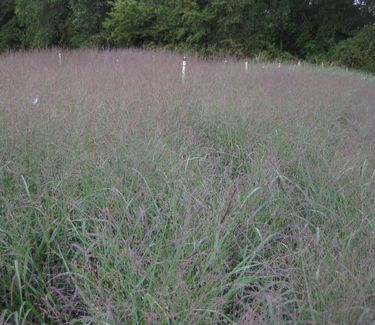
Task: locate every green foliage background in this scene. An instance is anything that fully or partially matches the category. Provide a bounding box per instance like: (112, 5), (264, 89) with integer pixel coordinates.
(0, 0), (374, 71)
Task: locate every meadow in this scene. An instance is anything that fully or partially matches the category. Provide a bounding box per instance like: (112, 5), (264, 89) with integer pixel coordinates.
(0, 49), (374, 324)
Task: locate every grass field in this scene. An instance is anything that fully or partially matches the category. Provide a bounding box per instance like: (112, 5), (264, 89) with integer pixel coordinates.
(0, 49), (374, 324)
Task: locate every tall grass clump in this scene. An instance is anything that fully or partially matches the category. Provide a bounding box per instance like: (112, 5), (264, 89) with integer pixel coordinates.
(0, 49), (374, 324)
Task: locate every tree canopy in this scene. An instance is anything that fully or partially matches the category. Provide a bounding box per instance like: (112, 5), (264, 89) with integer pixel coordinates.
(1, 0), (374, 71)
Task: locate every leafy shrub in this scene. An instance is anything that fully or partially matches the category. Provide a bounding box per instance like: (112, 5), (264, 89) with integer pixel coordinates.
(329, 26), (375, 73)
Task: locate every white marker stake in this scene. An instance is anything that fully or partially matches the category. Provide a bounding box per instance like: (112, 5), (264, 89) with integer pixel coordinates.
(298, 60), (301, 67)
(278, 62), (281, 68)
(245, 60), (248, 72)
(182, 57), (186, 84)
(321, 62), (324, 68)
(58, 52), (62, 66)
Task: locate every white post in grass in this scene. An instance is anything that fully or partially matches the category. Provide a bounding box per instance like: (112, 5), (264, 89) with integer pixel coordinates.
(58, 52), (62, 66)
(182, 56), (186, 84)
(278, 62), (281, 68)
(321, 62), (324, 68)
(245, 59), (248, 72)
(298, 60), (301, 67)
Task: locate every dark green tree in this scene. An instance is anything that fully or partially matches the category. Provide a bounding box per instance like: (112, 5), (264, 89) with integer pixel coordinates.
(281, 0), (374, 60)
(15, 0), (70, 48)
(104, 0), (156, 47)
(330, 25), (375, 72)
(1, 0), (374, 71)
(69, 0), (110, 47)
(0, 0), (20, 50)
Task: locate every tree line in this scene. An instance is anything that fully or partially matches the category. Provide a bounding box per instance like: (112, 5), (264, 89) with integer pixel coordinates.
(1, 0), (374, 72)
